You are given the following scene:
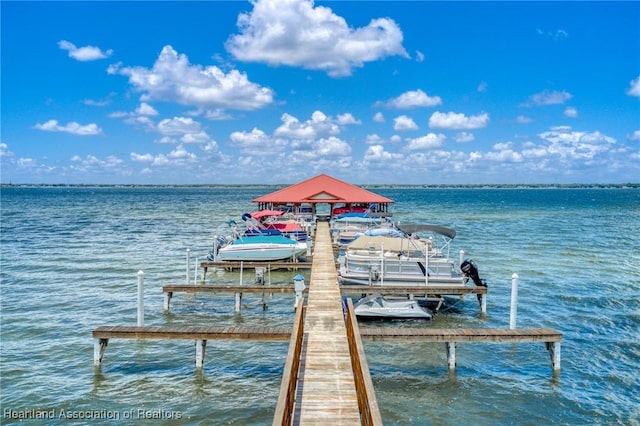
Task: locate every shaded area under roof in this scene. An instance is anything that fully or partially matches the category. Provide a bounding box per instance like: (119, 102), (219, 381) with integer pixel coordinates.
(252, 174), (394, 205)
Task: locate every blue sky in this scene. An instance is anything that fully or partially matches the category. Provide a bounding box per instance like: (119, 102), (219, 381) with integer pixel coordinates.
(1, 0), (639, 185)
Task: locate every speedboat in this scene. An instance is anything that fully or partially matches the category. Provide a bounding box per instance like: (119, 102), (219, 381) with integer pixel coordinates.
(215, 235), (308, 261)
(353, 295), (433, 319)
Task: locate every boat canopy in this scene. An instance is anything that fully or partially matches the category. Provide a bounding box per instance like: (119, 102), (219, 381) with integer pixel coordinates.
(346, 235), (428, 253)
(250, 209), (286, 220)
(396, 224), (456, 239)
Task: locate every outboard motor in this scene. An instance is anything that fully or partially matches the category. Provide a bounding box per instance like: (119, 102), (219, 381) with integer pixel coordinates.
(461, 259), (486, 287)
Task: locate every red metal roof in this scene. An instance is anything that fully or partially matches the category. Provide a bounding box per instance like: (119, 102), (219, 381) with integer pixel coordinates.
(252, 174), (394, 204)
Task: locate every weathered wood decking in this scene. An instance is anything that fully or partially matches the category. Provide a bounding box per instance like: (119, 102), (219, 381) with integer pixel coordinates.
(292, 220), (362, 424)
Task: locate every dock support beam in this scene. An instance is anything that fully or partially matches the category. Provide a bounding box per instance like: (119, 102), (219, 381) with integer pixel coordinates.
(235, 293), (242, 312)
(137, 271), (145, 327)
(446, 342), (456, 369)
(94, 338), (108, 365)
(195, 339), (207, 368)
(164, 291), (173, 312)
(547, 341), (561, 371)
(479, 293), (487, 314)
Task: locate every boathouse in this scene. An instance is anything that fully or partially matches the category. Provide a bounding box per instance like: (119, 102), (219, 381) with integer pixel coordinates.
(252, 174), (394, 219)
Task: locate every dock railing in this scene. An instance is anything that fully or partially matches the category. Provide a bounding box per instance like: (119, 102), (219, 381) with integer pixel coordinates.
(345, 298), (383, 426)
(273, 305), (305, 425)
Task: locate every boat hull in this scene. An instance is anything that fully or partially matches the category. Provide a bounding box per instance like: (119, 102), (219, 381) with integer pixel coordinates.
(353, 295), (433, 319)
(217, 237), (307, 261)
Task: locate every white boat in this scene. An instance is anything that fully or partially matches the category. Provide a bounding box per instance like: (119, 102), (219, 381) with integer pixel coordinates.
(338, 225), (485, 288)
(353, 295), (433, 319)
(330, 213), (395, 247)
(215, 235), (308, 262)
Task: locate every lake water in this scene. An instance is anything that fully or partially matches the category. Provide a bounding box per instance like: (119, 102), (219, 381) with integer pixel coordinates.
(1, 186), (638, 425)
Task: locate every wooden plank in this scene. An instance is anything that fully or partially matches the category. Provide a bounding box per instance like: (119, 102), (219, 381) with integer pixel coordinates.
(360, 327), (562, 343)
(200, 261), (312, 270)
(92, 325), (291, 341)
(294, 220), (361, 424)
(340, 285), (488, 295)
(163, 284), (302, 294)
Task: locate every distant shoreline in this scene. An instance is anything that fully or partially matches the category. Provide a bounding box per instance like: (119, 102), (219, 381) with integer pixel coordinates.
(1, 183), (638, 189)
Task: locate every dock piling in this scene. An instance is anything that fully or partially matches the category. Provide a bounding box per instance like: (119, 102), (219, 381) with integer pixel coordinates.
(186, 249), (191, 284)
(137, 270), (144, 327)
(195, 339), (207, 368)
(510, 273), (519, 329)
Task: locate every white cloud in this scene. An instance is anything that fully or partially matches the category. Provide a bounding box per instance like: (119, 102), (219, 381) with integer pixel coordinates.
(34, 120), (103, 136)
(455, 132), (475, 143)
(167, 145), (197, 161)
(274, 111), (341, 139)
(364, 144), (404, 162)
(384, 89), (442, 109)
(130, 145), (197, 167)
(373, 112), (385, 123)
(153, 116), (212, 145)
(337, 113), (361, 125)
(415, 50), (425, 62)
(130, 153), (154, 163)
(626, 75), (640, 97)
(69, 154), (123, 170)
(477, 81), (488, 93)
(405, 133), (446, 150)
(291, 136), (351, 159)
(136, 103), (158, 116)
(157, 117), (202, 136)
(225, 0), (408, 77)
(393, 115), (418, 131)
(627, 130), (640, 141)
(536, 28), (569, 40)
(516, 115), (533, 124)
(230, 127), (287, 153)
(428, 111), (489, 130)
(538, 127), (616, 160)
(110, 45), (274, 110)
(564, 106), (578, 118)
(524, 90), (573, 106)
(0, 143), (13, 157)
(365, 134), (383, 145)
(58, 40), (112, 61)
(485, 145), (523, 163)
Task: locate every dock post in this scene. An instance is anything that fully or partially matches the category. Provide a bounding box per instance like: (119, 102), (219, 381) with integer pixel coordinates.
(186, 249), (191, 283)
(446, 342), (456, 369)
(195, 340), (207, 368)
(137, 270), (144, 327)
(510, 273), (519, 329)
(479, 293), (487, 314)
(194, 257), (198, 284)
(293, 274), (306, 310)
(459, 250), (464, 268)
(547, 342), (561, 370)
(255, 267), (265, 285)
(94, 338), (108, 365)
(164, 292), (173, 312)
(235, 293), (242, 312)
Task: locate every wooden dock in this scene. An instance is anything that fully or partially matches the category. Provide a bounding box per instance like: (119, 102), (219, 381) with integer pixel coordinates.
(290, 220), (362, 424)
(91, 218), (563, 424)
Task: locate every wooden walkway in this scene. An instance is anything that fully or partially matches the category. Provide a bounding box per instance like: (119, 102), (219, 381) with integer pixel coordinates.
(293, 220), (361, 424)
(91, 219), (563, 424)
